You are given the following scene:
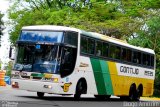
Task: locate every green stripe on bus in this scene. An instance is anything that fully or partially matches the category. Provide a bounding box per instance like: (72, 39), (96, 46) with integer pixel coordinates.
(90, 58), (113, 95)
(31, 73), (44, 77)
(90, 58), (106, 95)
(100, 60), (113, 95)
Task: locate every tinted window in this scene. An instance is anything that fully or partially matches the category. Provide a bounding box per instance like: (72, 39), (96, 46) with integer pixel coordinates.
(64, 32), (78, 46)
(122, 48), (132, 62)
(110, 45), (121, 59)
(96, 41), (103, 56)
(133, 51), (141, 64)
(143, 54), (151, 66)
(81, 36), (88, 53)
(88, 38), (95, 54)
(102, 42), (109, 57)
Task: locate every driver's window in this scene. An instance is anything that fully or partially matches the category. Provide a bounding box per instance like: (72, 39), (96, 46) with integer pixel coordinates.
(60, 47), (77, 78)
(62, 48), (72, 64)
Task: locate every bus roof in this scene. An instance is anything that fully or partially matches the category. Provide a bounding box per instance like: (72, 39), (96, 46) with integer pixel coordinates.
(22, 25), (155, 54)
(22, 25), (80, 32)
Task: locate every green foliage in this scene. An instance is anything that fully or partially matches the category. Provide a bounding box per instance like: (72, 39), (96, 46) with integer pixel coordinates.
(8, 0), (145, 43)
(0, 12), (4, 36)
(129, 15), (160, 96)
(5, 61), (13, 77)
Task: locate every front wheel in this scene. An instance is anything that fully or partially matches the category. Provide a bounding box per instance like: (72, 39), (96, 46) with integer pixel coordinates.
(37, 92), (45, 98)
(74, 80), (87, 100)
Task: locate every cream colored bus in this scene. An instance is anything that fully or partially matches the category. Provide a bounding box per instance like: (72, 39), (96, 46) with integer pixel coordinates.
(11, 25), (155, 101)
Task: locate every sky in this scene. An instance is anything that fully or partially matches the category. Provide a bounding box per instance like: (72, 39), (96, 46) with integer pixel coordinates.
(0, 0), (10, 69)
(0, 0), (9, 12)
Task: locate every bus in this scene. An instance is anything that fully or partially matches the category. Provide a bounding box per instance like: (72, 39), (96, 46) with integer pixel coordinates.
(11, 25), (155, 101)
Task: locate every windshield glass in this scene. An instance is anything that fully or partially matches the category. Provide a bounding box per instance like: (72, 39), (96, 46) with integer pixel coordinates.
(13, 44), (60, 74)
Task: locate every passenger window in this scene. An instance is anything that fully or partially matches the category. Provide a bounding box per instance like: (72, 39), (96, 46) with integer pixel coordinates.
(126, 49), (132, 62)
(122, 48), (127, 61)
(102, 42), (109, 57)
(81, 36), (88, 53)
(143, 54), (151, 66)
(88, 38), (95, 54)
(110, 45), (121, 59)
(133, 51), (141, 64)
(122, 48), (132, 62)
(96, 41), (103, 56)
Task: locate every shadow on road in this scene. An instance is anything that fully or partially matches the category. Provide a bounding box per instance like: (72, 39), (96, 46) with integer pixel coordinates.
(17, 95), (125, 102)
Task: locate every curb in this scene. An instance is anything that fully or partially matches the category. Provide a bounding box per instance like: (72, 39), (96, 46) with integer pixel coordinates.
(141, 97), (160, 101)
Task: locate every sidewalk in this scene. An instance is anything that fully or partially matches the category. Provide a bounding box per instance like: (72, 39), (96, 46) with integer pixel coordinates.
(0, 85), (11, 92)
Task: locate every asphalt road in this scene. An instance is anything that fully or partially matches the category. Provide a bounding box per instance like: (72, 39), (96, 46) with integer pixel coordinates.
(0, 85), (160, 107)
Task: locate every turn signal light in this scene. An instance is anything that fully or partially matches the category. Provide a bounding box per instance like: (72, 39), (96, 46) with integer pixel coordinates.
(53, 78), (58, 82)
(12, 82), (19, 88)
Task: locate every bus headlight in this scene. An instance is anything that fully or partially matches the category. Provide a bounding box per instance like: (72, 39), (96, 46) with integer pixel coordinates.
(12, 82), (19, 88)
(12, 82), (15, 85)
(44, 85), (52, 89)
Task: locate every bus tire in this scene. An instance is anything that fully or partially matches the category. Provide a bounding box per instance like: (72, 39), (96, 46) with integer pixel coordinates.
(94, 95), (111, 100)
(136, 84), (143, 101)
(74, 79), (87, 100)
(128, 84), (137, 101)
(37, 92), (45, 98)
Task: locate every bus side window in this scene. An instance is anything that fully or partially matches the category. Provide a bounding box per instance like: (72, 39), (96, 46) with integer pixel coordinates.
(96, 41), (103, 56)
(110, 45), (116, 59)
(146, 54), (151, 66)
(126, 49), (132, 62)
(133, 51), (141, 64)
(88, 38), (95, 55)
(110, 45), (121, 60)
(122, 48), (127, 61)
(102, 42), (109, 57)
(81, 36), (88, 53)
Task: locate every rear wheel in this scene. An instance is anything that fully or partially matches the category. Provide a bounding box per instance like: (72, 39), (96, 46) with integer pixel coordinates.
(37, 92), (45, 98)
(136, 85), (143, 101)
(128, 85), (137, 101)
(136, 90), (140, 101)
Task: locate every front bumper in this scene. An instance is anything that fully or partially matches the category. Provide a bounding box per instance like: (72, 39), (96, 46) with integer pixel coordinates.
(11, 79), (64, 94)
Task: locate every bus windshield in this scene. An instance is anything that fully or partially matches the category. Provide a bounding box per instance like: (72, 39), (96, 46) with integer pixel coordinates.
(13, 44), (60, 74)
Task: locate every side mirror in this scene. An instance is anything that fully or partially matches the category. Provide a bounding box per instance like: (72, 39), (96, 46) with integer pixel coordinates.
(9, 46), (15, 60)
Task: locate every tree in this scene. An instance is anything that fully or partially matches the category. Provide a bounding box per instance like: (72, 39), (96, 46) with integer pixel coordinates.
(8, 0), (144, 43)
(0, 12), (4, 35)
(0, 12), (4, 47)
(129, 15), (160, 96)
